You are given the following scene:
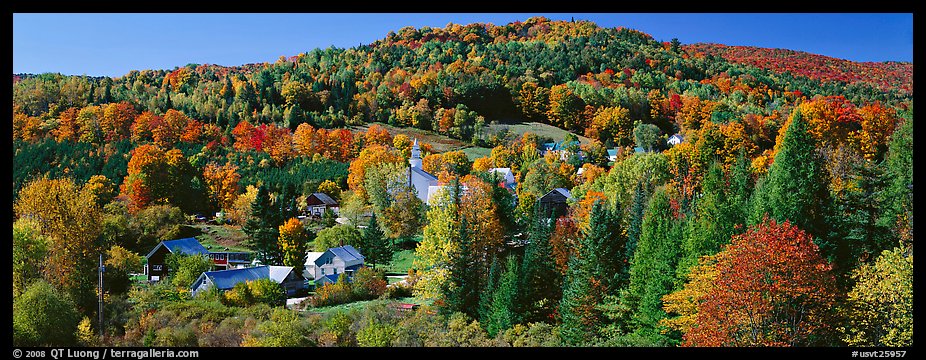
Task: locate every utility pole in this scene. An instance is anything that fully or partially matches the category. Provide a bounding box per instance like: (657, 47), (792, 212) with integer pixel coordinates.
(98, 254), (105, 338)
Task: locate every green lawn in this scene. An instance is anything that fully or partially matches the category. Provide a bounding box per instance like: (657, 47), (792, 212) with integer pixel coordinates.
(306, 297), (432, 315)
(460, 146), (493, 160)
(307, 299), (389, 315)
(383, 249), (417, 275)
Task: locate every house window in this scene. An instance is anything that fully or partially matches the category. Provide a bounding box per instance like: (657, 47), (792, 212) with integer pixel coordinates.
(152, 265), (163, 272)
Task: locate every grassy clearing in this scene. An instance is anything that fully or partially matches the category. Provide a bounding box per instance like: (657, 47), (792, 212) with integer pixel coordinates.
(384, 249), (417, 275)
(306, 298), (389, 315)
(487, 121), (590, 144)
(191, 224), (252, 253)
(460, 146), (493, 160)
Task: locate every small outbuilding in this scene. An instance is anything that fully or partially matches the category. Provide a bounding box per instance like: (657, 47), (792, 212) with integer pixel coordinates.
(538, 188), (573, 219)
(145, 238), (210, 282)
(306, 193), (339, 217)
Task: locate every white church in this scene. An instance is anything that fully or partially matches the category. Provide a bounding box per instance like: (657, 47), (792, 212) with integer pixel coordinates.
(407, 139), (443, 204)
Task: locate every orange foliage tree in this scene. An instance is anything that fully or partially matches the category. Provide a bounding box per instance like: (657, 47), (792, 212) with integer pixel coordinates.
(683, 218), (838, 347)
(203, 163), (241, 212)
(101, 102), (137, 141)
(549, 216), (580, 275)
(347, 144), (403, 200)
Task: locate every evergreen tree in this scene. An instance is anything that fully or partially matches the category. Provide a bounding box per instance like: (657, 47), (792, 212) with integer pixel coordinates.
(623, 187), (683, 342)
(751, 109), (832, 256)
(625, 178), (650, 267)
(243, 186), (282, 264)
(487, 254), (520, 337)
(677, 161), (743, 280)
(478, 254), (501, 326)
(362, 212), (392, 269)
(878, 115), (912, 238)
(558, 251), (601, 346)
(558, 200), (624, 345)
(518, 208), (560, 324)
(830, 160), (891, 281)
(444, 215), (480, 318)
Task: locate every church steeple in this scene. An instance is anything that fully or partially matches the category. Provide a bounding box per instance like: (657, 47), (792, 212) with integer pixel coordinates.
(409, 138), (422, 169)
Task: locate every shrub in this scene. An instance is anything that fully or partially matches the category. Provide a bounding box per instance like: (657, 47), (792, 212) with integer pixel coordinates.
(155, 326), (198, 347)
(248, 278), (286, 307)
(223, 282), (254, 307)
(13, 281), (81, 346)
(352, 267), (387, 300)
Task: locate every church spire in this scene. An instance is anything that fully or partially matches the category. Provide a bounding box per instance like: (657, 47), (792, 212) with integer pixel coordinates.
(409, 138), (422, 169)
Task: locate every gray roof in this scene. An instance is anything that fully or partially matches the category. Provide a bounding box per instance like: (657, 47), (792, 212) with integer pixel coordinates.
(309, 192), (338, 206)
(315, 274), (342, 286)
(553, 188), (573, 200)
(318, 245), (365, 268)
(146, 238), (210, 259)
(194, 265), (294, 291)
(410, 166), (438, 182)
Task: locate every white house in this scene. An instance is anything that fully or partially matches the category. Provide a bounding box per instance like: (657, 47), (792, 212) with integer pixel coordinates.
(307, 245), (365, 286)
(306, 193), (339, 217)
(303, 252), (325, 280)
(668, 134), (685, 146)
(488, 168), (516, 189)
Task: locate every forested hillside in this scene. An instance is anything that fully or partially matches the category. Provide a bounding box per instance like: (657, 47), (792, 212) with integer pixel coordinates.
(13, 17), (912, 347)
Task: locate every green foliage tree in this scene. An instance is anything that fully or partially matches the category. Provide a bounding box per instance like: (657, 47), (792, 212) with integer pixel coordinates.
(166, 254), (213, 289)
(558, 200), (625, 345)
(677, 161), (746, 280)
(633, 123), (662, 152)
(248, 278), (287, 307)
(518, 209), (561, 324)
(878, 114), (912, 240)
(13, 281), (81, 346)
(486, 255), (521, 337)
(314, 224), (363, 252)
(13, 218), (48, 298)
(104, 245), (144, 296)
(362, 212), (393, 268)
(243, 186), (283, 264)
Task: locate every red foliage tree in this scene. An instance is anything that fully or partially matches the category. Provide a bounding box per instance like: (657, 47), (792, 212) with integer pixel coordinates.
(683, 218), (838, 347)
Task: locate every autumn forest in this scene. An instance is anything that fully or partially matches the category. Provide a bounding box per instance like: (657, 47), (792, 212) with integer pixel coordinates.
(12, 17), (913, 348)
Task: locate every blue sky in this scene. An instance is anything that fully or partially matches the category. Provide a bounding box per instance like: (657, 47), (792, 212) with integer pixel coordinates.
(13, 13), (913, 78)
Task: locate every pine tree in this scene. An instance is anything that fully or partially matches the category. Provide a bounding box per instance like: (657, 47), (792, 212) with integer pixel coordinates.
(487, 254), (520, 337)
(444, 215), (480, 318)
(362, 212), (392, 269)
(558, 200), (624, 345)
(677, 161), (743, 280)
(478, 254), (500, 326)
(588, 200), (626, 290)
(623, 187), (683, 342)
(518, 208), (560, 324)
(830, 160), (891, 281)
(558, 252), (599, 346)
(751, 109), (831, 256)
(878, 115), (912, 238)
(626, 178), (649, 266)
(243, 186), (282, 264)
